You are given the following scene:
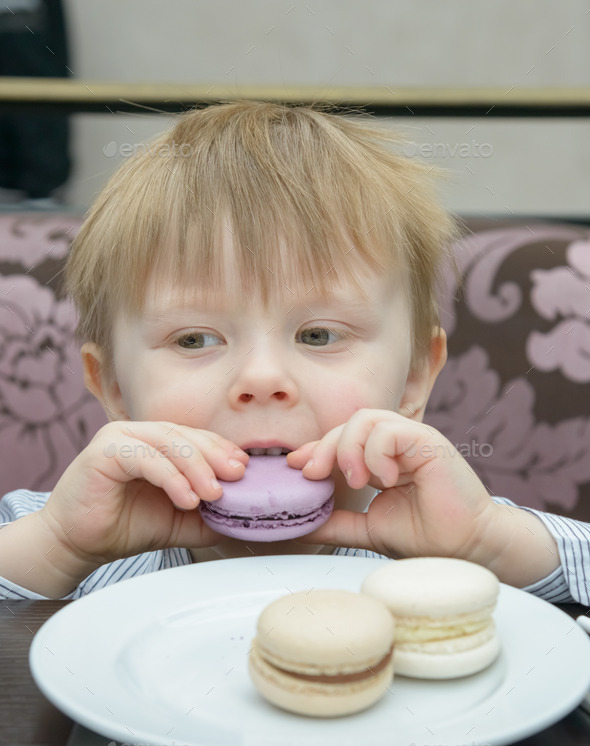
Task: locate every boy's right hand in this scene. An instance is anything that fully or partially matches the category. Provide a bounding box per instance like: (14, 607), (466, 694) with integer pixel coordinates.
(35, 422), (248, 590)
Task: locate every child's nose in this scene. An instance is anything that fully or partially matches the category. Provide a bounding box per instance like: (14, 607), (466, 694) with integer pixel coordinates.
(228, 348), (299, 408)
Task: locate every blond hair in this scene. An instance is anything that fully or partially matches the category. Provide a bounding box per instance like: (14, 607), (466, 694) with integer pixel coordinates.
(65, 101), (458, 369)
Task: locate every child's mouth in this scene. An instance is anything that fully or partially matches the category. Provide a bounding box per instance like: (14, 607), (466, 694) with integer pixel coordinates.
(244, 447), (292, 456)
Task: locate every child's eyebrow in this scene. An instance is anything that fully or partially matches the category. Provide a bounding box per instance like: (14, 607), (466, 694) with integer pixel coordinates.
(143, 295), (376, 319)
(139, 280), (396, 325)
(295, 297), (377, 318)
(139, 295), (222, 320)
(295, 284), (398, 317)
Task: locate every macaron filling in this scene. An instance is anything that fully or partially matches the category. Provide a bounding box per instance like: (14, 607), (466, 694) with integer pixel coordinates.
(258, 643), (395, 684)
(200, 494), (334, 529)
(394, 608), (496, 642)
(398, 624), (496, 654)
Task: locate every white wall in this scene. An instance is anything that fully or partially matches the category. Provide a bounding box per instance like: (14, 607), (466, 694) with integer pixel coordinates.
(62, 0), (590, 216)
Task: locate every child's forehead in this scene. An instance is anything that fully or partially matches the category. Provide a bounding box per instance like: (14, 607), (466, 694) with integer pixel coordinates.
(143, 271), (398, 318)
(143, 227), (409, 318)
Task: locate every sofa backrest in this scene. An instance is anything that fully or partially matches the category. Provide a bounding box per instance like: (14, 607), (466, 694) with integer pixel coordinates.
(425, 217), (590, 522)
(0, 213), (588, 522)
(0, 214), (106, 494)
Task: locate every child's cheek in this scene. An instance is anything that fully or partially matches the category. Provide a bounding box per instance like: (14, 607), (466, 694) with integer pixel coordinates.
(317, 373), (401, 417)
(314, 383), (373, 425)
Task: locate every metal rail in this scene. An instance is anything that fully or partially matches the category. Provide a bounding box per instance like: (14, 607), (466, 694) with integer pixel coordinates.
(1, 78), (590, 116)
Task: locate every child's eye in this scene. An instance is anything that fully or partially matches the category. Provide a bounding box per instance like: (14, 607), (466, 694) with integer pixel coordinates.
(176, 331), (223, 349)
(297, 327), (341, 346)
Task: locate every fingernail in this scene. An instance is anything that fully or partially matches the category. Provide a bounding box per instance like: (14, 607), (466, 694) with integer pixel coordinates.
(233, 448), (246, 457)
(345, 469), (353, 484)
(211, 477), (221, 491)
(229, 458), (244, 469)
(304, 458), (314, 469)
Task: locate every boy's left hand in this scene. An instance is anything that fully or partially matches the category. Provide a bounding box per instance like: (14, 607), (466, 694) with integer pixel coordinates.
(287, 409), (499, 565)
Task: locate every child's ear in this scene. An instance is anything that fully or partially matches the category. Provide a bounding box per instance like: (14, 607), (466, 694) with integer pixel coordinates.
(81, 342), (130, 421)
(398, 328), (447, 422)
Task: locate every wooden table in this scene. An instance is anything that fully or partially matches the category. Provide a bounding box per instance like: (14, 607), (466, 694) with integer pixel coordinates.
(0, 601), (73, 746)
(2, 600), (590, 746)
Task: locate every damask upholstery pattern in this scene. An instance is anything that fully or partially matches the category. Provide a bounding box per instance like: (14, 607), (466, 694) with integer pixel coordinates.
(0, 213), (588, 522)
(0, 214), (106, 493)
(425, 219), (590, 522)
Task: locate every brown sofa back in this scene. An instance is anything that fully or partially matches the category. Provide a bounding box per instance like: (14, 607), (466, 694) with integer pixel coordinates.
(425, 218), (590, 521)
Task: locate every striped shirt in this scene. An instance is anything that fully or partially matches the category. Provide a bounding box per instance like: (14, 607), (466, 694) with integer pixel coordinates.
(0, 490), (588, 604)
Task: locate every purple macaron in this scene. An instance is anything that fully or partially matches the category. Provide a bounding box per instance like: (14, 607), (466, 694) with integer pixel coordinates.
(198, 455), (335, 542)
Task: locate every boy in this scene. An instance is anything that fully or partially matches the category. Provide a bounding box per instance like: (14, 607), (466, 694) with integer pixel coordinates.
(0, 102), (587, 602)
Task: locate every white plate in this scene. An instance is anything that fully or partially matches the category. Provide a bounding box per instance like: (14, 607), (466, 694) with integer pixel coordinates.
(30, 555), (590, 746)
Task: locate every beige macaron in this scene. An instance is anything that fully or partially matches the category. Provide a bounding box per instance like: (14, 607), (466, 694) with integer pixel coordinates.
(361, 558), (500, 679)
(248, 589), (395, 717)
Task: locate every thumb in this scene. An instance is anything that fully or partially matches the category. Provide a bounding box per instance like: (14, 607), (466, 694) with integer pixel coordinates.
(296, 509), (377, 552)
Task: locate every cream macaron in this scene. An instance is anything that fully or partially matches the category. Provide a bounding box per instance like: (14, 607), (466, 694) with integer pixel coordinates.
(361, 558), (500, 679)
(248, 589), (395, 717)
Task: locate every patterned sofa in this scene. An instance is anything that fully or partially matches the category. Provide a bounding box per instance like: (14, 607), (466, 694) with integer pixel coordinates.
(0, 213), (589, 522)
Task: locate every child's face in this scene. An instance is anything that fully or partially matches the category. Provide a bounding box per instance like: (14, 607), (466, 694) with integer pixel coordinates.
(108, 278), (413, 447)
(84, 250), (443, 555)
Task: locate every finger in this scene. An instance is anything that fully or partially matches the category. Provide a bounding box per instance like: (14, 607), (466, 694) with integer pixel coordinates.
(93, 437), (200, 511)
(286, 441), (319, 468)
(327, 410), (393, 488)
(295, 509), (377, 552)
(104, 423), (248, 503)
(361, 472), (415, 494)
(298, 425), (346, 479)
(163, 434), (247, 501)
(150, 423), (250, 482)
(164, 505), (222, 548)
(354, 417), (447, 488)
(362, 422), (405, 488)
